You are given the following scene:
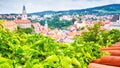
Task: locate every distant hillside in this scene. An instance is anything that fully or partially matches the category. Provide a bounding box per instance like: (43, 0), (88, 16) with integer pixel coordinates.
(28, 11), (56, 16)
(85, 4), (120, 14)
(29, 4), (120, 16)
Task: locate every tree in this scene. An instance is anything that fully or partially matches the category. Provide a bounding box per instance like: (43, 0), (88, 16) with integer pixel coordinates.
(24, 28), (33, 34)
(40, 16), (74, 29)
(16, 26), (33, 34)
(0, 20), (4, 30)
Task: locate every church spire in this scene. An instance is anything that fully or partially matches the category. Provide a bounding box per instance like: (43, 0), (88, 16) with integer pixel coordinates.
(22, 5), (27, 20)
(45, 20), (48, 35)
(23, 5), (26, 11)
(45, 20), (48, 31)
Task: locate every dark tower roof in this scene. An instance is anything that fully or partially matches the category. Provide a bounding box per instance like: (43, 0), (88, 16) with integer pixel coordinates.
(22, 5), (27, 20)
(23, 5), (26, 11)
(22, 5), (26, 14)
(111, 15), (119, 22)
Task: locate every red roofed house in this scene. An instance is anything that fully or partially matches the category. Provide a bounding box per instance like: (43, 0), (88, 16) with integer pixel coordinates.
(3, 20), (17, 31)
(32, 22), (41, 33)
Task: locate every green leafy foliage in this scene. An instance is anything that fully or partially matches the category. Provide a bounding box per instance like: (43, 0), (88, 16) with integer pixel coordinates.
(16, 26), (33, 34)
(73, 22), (120, 67)
(75, 22), (120, 47)
(0, 20), (4, 30)
(0, 22), (120, 68)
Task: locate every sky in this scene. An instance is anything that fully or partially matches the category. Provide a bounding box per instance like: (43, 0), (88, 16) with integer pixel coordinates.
(0, 0), (120, 14)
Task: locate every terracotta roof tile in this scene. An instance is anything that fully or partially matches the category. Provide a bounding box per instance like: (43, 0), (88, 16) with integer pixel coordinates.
(14, 20), (31, 24)
(3, 20), (17, 27)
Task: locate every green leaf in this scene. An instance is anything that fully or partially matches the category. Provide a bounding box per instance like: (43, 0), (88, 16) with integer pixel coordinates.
(71, 57), (81, 68)
(45, 55), (59, 62)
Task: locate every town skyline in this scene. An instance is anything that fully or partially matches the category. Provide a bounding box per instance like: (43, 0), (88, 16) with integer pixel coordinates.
(0, 0), (120, 14)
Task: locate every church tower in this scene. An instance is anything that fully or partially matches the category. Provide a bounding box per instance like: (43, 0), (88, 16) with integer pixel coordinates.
(45, 20), (48, 31)
(45, 20), (48, 35)
(22, 5), (27, 20)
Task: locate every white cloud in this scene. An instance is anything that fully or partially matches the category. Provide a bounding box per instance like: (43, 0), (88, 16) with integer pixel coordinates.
(0, 0), (120, 14)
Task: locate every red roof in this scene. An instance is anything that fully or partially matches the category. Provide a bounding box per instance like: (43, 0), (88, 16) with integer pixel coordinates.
(14, 20), (31, 24)
(3, 20), (17, 27)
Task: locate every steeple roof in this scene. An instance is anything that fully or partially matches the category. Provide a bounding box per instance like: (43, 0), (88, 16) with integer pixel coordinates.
(22, 5), (27, 20)
(23, 5), (26, 11)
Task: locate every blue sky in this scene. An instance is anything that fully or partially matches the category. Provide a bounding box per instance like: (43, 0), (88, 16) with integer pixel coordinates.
(0, 0), (120, 14)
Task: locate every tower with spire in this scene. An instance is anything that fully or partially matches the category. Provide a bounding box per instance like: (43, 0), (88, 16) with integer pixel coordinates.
(45, 20), (48, 35)
(22, 5), (27, 20)
(14, 5), (31, 28)
(45, 20), (48, 31)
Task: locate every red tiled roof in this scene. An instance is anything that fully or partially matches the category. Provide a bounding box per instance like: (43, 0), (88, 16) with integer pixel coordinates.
(14, 20), (31, 24)
(3, 20), (17, 27)
(89, 42), (120, 68)
(32, 22), (40, 27)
